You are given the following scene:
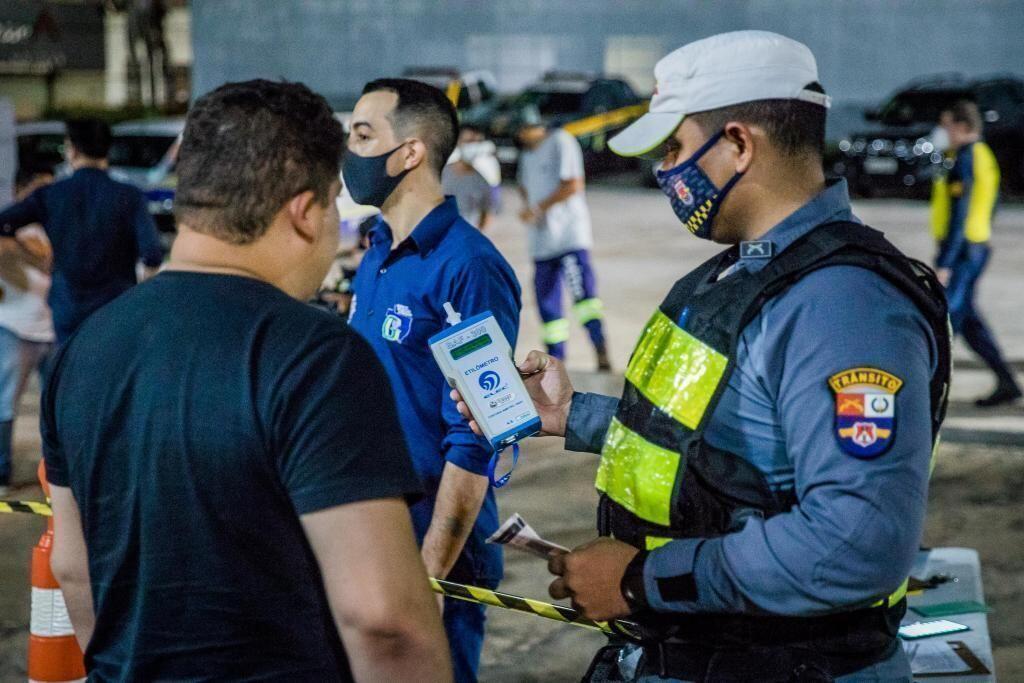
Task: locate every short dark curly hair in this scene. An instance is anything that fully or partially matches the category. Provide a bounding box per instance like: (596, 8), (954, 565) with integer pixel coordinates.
(174, 79), (344, 244)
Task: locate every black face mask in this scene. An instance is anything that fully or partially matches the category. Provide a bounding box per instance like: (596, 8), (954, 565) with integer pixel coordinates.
(342, 142), (410, 207)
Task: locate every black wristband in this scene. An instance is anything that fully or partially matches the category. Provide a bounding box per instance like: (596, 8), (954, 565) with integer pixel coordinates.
(620, 550), (649, 613)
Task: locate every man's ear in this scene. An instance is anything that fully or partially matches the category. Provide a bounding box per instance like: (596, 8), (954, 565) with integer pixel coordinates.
(400, 138), (430, 171)
(286, 190), (320, 244)
(723, 121), (756, 174)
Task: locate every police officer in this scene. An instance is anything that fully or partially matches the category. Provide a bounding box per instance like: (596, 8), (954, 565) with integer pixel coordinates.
(454, 31), (950, 681)
(931, 99), (1021, 407)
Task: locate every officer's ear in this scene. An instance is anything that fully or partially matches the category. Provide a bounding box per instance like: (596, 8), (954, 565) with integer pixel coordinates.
(722, 121), (756, 174)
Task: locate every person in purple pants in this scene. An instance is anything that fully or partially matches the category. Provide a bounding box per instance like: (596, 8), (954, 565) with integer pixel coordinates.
(516, 120), (610, 371)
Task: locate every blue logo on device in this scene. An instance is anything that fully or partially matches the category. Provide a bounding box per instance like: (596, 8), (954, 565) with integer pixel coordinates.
(478, 371), (501, 392)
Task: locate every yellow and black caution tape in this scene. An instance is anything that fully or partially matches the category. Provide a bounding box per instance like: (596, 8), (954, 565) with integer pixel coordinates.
(431, 577), (640, 640)
(0, 499), (52, 516)
(563, 103), (649, 140)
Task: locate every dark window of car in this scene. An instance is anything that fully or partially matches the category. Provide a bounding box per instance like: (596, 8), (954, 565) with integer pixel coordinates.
(878, 90), (968, 126)
(583, 83), (617, 113)
(608, 80), (639, 107)
(517, 90), (585, 116)
(477, 80), (494, 104)
(108, 136), (176, 168)
(456, 82), (473, 110)
(975, 82), (1022, 121)
(17, 135), (65, 171)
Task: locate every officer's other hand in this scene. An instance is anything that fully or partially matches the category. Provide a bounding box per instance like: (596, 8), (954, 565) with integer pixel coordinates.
(936, 267), (952, 287)
(547, 537), (637, 622)
(450, 351), (574, 438)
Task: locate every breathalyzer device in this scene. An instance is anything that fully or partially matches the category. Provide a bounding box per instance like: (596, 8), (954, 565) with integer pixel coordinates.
(430, 303), (541, 487)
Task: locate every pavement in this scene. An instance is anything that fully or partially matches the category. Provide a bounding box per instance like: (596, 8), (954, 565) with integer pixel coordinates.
(2, 182), (1024, 680)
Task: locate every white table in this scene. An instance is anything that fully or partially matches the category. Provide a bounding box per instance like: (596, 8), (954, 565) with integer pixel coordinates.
(904, 547), (995, 681)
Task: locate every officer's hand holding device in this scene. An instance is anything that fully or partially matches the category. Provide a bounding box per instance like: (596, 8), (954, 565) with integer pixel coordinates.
(431, 303), (542, 486)
(450, 349), (574, 439)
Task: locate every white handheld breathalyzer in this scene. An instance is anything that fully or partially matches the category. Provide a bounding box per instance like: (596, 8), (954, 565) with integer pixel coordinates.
(430, 303), (541, 487)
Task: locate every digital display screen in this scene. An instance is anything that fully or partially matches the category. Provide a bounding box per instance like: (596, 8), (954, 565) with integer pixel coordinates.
(450, 333), (492, 360)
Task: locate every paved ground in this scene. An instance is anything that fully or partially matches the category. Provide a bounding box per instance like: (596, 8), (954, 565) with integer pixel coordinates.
(2, 183), (1023, 680)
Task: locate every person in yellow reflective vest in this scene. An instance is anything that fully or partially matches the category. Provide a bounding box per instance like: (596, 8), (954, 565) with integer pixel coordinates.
(454, 31), (950, 682)
(931, 99), (1021, 407)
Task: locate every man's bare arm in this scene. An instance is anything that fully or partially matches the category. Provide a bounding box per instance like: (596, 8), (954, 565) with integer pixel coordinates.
(420, 462), (489, 585)
(302, 499), (452, 682)
(477, 209), (492, 231)
(536, 177), (584, 212)
(49, 485), (95, 652)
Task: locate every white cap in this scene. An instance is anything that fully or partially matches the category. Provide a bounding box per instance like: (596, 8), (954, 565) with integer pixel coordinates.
(609, 31), (831, 157)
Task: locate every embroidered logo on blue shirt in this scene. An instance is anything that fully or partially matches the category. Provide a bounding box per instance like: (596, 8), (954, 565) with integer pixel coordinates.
(381, 303), (413, 344)
(740, 240), (774, 259)
(828, 367), (902, 459)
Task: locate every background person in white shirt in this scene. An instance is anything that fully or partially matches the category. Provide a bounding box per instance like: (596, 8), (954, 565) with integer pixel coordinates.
(442, 126), (495, 230)
(0, 167), (56, 494)
(516, 120), (609, 371)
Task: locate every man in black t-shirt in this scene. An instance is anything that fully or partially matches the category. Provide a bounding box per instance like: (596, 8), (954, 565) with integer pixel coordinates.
(42, 80), (452, 681)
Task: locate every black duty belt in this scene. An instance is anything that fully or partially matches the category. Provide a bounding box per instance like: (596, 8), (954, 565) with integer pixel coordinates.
(637, 637), (899, 682)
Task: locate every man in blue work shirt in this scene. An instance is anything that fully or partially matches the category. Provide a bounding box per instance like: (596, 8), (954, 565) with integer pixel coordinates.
(0, 119), (163, 343)
(454, 32), (950, 682)
(931, 99), (1021, 407)
(345, 78), (521, 683)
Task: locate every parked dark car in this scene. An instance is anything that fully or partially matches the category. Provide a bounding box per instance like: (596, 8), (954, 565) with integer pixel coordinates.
(109, 118), (184, 248)
(15, 120), (66, 174)
(834, 74), (1024, 197)
(402, 66), (498, 112)
(464, 71), (647, 176)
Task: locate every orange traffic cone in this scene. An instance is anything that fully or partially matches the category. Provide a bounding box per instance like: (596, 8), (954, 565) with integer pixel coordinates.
(28, 459), (86, 683)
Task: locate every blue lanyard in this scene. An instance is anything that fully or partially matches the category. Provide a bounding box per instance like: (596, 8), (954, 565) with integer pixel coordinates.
(487, 442), (521, 488)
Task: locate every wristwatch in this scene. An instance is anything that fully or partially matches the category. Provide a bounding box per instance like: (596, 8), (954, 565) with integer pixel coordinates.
(620, 550), (649, 613)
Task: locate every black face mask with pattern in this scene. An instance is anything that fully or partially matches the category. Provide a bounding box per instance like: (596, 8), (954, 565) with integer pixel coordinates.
(655, 130), (743, 239)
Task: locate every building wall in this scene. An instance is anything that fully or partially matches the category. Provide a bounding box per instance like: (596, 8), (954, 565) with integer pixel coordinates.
(192, 0), (1024, 104)
(105, 6), (192, 108)
(0, 77), (49, 120)
(0, 71), (104, 119)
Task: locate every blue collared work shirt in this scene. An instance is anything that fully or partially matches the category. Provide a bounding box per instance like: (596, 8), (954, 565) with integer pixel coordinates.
(567, 180), (937, 630)
(349, 197), (521, 585)
(0, 168), (164, 342)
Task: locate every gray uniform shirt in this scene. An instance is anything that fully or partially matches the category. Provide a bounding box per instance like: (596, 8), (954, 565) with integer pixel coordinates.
(565, 180), (935, 680)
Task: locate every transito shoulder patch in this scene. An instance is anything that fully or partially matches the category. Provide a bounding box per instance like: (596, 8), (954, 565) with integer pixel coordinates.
(828, 367), (903, 459)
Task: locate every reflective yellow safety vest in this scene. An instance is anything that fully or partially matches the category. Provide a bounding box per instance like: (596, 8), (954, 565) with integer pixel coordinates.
(931, 141), (1000, 245)
(596, 221), (951, 650)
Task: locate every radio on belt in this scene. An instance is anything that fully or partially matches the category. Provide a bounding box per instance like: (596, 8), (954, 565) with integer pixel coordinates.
(430, 302), (541, 487)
